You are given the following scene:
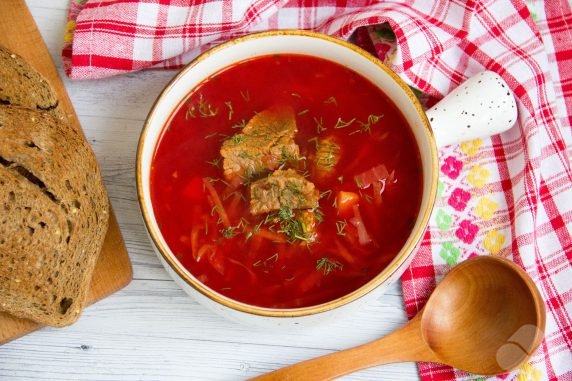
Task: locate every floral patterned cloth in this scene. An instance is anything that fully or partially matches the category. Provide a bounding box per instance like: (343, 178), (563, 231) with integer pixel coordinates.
(64, 1), (572, 380)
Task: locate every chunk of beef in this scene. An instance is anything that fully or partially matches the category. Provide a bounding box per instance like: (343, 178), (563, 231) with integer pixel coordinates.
(220, 108), (299, 180)
(249, 169), (319, 215)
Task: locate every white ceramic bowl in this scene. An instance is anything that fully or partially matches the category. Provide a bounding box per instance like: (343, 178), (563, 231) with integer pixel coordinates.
(137, 30), (516, 328)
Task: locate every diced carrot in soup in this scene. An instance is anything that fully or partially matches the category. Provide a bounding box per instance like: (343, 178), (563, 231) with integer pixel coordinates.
(336, 191), (359, 216)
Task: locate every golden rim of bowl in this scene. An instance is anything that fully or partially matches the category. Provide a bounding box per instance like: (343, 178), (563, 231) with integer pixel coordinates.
(136, 29), (439, 318)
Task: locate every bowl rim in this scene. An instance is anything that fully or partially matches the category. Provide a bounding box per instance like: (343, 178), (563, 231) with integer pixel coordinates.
(136, 29), (439, 318)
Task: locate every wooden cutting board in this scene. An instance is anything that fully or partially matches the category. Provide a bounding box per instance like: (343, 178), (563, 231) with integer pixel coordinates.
(0, 0), (133, 344)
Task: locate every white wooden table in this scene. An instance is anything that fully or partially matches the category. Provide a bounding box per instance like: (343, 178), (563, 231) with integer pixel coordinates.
(0, 2), (420, 380)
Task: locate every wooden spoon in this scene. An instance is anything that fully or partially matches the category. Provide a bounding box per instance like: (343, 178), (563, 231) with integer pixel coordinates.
(254, 256), (545, 380)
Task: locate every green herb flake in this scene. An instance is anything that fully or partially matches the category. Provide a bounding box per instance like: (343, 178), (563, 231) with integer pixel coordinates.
(355, 114), (384, 135)
(240, 90), (251, 102)
(354, 176), (364, 188)
(187, 93), (219, 119)
(320, 189), (333, 200)
(314, 116), (326, 134)
(230, 134), (245, 144)
(336, 220), (347, 236)
(324, 96), (337, 106)
(232, 119), (247, 129)
(225, 101), (234, 120)
(316, 257), (343, 275)
(297, 109), (309, 116)
(313, 207), (324, 224)
(334, 117), (356, 129)
(266, 206), (312, 243)
(206, 158), (221, 168)
(220, 226), (238, 239)
(266, 253), (279, 263)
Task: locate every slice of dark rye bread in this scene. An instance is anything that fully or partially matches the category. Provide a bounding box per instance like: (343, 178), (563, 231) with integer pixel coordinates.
(0, 106), (109, 327)
(0, 47), (64, 119)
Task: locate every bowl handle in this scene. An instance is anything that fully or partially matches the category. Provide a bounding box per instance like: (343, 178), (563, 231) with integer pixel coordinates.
(426, 71), (517, 148)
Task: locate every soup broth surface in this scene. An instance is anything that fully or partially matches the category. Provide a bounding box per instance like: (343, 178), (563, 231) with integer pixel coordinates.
(151, 54), (422, 308)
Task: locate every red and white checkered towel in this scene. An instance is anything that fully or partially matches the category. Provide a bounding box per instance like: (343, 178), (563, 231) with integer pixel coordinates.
(63, 1), (572, 380)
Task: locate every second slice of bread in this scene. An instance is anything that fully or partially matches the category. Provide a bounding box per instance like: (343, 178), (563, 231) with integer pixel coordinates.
(0, 47), (63, 119)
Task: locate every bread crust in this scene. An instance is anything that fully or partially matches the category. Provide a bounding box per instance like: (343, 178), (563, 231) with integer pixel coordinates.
(0, 47), (64, 120)
(0, 106), (109, 327)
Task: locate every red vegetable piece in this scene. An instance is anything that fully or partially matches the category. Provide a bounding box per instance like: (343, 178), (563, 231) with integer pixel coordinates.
(355, 164), (390, 189)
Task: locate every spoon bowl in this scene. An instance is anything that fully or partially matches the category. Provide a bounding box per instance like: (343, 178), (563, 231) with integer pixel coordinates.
(255, 256), (546, 380)
(421, 256), (546, 375)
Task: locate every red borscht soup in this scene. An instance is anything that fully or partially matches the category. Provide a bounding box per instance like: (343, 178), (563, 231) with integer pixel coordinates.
(151, 54), (422, 308)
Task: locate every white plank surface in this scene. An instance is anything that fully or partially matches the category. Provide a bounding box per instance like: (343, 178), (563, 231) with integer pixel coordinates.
(0, 2), (421, 380)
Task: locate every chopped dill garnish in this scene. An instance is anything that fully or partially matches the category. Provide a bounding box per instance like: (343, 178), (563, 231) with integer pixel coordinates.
(232, 119), (247, 129)
(316, 257), (343, 275)
(253, 253), (279, 268)
(291, 93), (302, 99)
(246, 221), (263, 242)
(217, 133), (230, 142)
(332, 197), (338, 208)
(354, 176), (364, 188)
(237, 217), (250, 230)
(324, 96), (337, 106)
(364, 194), (373, 204)
(298, 109), (309, 116)
(307, 136), (319, 147)
(238, 151), (252, 160)
(225, 101), (234, 120)
(314, 116), (326, 134)
(223, 190), (247, 202)
(334, 117), (356, 129)
(313, 207), (324, 224)
(338, 175), (344, 184)
(320, 189), (333, 200)
(336, 220), (348, 236)
(230, 134), (245, 144)
(266, 206), (311, 243)
(301, 170), (310, 178)
(220, 226), (238, 239)
(355, 114), (384, 135)
(205, 176), (230, 186)
(210, 205), (218, 217)
(278, 147), (300, 168)
(266, 253), (279, 263)
(186, 93), (219, 119)
(206, 158), (221, 168)
(240, 90), (250, 102)
(204, 132), (219, 139)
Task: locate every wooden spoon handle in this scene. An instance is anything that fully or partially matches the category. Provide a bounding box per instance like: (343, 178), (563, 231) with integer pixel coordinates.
(252, 319), (436, 381)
